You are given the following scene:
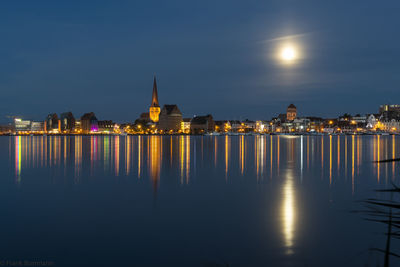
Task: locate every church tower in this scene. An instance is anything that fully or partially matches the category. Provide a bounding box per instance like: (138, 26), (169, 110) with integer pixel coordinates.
(149, 76), (160, 122)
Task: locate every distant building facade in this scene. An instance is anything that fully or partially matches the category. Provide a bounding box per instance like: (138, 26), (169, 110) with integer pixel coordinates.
(286, 104), (297, 121)
(60, 112), (75, 133)
(81, 112), (98, 133)
(31, 121), (44, 132)
(379, 104), (400, 114)
(98, 120), (115, 133)
(190, 115), (215, 134)
(158, 105), (182, 132)
(181, 118), (191, 134)
(46, 113), (60, 133)
(215, 121), (231, 132)
(14, 118), (31, 133)
(0, 124), (14, 134)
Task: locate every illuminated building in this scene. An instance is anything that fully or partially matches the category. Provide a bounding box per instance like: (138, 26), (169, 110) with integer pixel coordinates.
(242, 119), (257, 132)
(0, 124), (14, 134)
(60, 112), (75, 133)
(366, 114), (379, 129)
(149, 76), (160, 123)
(378, 112), (400, 132)
(45, 113), (59, 133)
(256, 121), (266, 133)
(190, 115), (215, 134)
(31, 121), (44, 133)
(14, 118), (31, 133)
(158, 104), (182, 132)
(229, 120), (242, 132)
(379, 104), (400, 114)
(215, 121), (231, 132)
(80, 112), (98, 133)
(286, 104), (297, 121)
(181, 118), (191, 134)
(98, 120), (115, 133)
(292, 118), (310, 132)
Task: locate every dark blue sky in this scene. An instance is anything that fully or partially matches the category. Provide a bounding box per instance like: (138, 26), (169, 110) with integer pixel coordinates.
(1, 0), (400, 122)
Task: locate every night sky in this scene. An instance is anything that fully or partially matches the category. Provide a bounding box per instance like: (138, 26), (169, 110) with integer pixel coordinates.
(1, 1), (400, 123)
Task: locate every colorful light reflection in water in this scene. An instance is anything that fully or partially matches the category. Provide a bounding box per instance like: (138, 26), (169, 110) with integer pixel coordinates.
(8, 135), (400, 257)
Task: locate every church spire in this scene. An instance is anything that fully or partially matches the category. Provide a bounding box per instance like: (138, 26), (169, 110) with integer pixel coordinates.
(149, 75), (161, 123)
(151, 76), (159, 107)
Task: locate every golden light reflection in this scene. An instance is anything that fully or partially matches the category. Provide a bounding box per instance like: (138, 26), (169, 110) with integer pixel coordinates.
(337, 135), (340, 171)
(281, 168), (296, 255)
(377, 135), (380, 181)
(180, 135), (184, 183)
(329, 135), (332, 185)
(352, 135), (355, 193)
(270, 136), (273, 177)
(170, 136), (173, 167)
(186, 136), (190, 183)
(126, 136), (131, 175)
(15, 136), (21, 183)
(225, 135), (229, 179)
(277, 136), (280, 174)
(357, 136), (360, 175)
(260, 136), (265, 177)
(255, 136), (259, 178)
(114, 136), (120, 176)
(75, 136), (82, 178)
(300, 136), (303, 175)
(11, 135), (396, 193)
(240, 135), (245, 175)
(214, 137), (218, 167)
(149, 136), (162, 191)
(321, 137), (324, 176)
(345, 136), (347, 177)
(393, 135), (395, 179)
(138, 136), (142, 178)
(104, 136), (110, 171)
(307, 136), (309, 169)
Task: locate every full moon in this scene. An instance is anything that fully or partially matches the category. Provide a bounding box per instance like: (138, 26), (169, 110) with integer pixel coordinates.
(281, 46), (296, 61)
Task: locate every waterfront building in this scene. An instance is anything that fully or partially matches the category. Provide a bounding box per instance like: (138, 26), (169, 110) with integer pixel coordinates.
(60, 112), (75, 133)
(351, 115), (367, 125)
(379, 119), (400, 132)
(215, 121), (231, 133)
(158, 104), (183, 133)
(98, 120), (115, 133)
(181, 118), (191, 134)
(243, 119), (257, 131)
(14, 118), (31, 133)
(74, 120), (82, 133)
(149, 76), (160, 123)
(379, 104), (400, 114)
(366, 114), (379, 129)
(293, 118), (310, 132)
(0, 124), (14, 134)
(190, 115), (215, 134)
(81, 112), (98, 133)
(45, 113), (59, 133)
(277, 113), (287, 123)
(306, 117), (324, 132)
(256, 121), (266, 133)
(286, 104), (297, 121)
(378, 111), (400, 132)
(31, 121), (44, 133)
(229, 120), (242, 132)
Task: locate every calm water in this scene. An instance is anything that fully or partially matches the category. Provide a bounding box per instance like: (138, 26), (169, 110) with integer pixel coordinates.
(2, 135), (400, 266)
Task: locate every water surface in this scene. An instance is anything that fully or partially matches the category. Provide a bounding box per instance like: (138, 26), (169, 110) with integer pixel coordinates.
(2, 135), (399, 266)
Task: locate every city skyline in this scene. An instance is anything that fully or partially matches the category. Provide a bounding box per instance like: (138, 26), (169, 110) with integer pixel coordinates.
(1, 1), (400, 123)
